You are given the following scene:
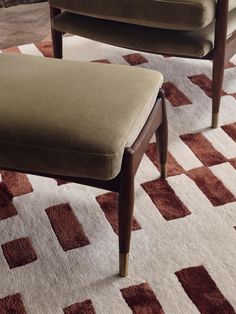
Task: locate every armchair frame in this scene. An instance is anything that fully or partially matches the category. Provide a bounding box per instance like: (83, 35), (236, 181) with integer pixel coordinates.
(50, 0), (231, 128)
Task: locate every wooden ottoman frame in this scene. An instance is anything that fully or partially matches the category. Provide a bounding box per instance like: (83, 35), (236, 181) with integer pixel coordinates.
(1, 89), (167, 277)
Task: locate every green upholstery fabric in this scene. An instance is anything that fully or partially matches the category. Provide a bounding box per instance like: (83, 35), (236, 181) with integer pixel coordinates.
(49, 0), (236, 31)
(0, 54), (163, 180)
(52, 8), (236, 58)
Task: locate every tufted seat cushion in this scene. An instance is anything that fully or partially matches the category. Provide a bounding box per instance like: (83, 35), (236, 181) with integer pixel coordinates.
(0, 54), (163, 180)
(49, 0), (236, 31)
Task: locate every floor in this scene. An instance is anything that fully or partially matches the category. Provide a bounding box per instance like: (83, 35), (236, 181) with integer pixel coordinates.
(0, 2), (50, 49)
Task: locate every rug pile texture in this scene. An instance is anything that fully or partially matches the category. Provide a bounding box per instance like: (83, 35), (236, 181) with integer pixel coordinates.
(0, 36), (236, 313)
(0, 0), (46, 8)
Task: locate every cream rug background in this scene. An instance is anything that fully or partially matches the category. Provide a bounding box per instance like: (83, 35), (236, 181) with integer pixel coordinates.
(0, 36), (236, 313)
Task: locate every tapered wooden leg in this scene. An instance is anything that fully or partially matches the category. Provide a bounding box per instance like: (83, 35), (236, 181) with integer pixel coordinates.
(212, 55), (225, 128)
(155, 89), (168, 178)
(118, 148), (134, 277)
(211, 0), (228, 128)
(50, 6), (63, 59)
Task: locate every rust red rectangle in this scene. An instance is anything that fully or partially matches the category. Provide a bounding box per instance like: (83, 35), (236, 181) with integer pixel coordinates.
(35, 41), (53, 57)
(224, 61), (236, 69)
(145, 143), (185, 177)
(187, 167), (235, 206)
(230, 158), (236, 169)
(0, 182), (17, 220)
(56, 178), (71, 186)
(0, 293), (26, 313)
(222, 122), (236, 142)
(64, 299), (95, 314)
(123, 53), (148, 66)
(163, 81), (192, 107)
(180, 133), (226, 166)
(2, 237), (37, 269)
(121, 283), (164, 314)
(2, 47), (21, 53)
(96, 192), (141, 235)
(188, 74), (226, 98)
(91, 59), (111, 64)
(176, 265), (235, 313)
(1, 171), (33, 197)
(142, 179), (191, 220)
(45, 203), (89, 251)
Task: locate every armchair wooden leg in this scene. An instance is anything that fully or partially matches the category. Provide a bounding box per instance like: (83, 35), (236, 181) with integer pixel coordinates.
(211, 0), (228, 129)
(212, 55), (225, 128)
(155, 89), (168, 178)
(50, 6), (63, 59)
(118, 148), (134, 277)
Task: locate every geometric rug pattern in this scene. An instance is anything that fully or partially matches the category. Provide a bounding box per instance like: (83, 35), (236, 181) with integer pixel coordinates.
(0, 36), (236, 313)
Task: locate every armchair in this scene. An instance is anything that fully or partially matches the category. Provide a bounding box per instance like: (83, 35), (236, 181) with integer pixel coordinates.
(49, 0), (235, 128)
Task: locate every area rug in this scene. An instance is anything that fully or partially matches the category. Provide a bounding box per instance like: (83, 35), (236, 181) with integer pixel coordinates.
(0, 0), (46, 8)
(0, 36), (236, 314)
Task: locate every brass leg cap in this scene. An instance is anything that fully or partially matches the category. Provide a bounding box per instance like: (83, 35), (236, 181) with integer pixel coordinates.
(212, 113), (219, 129)
(119, 253), (129, 277)
(160, 163), (167, 179)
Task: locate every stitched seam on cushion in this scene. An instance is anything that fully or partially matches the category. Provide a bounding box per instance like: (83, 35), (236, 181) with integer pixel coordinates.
(0, 139), (120, 158)
(0, 139), (119, 179)
(156, 1), (207, 9)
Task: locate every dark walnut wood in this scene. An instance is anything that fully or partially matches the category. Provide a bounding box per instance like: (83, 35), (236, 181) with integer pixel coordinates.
(50, 6), (62, 59)
(212, 0), (229, 128)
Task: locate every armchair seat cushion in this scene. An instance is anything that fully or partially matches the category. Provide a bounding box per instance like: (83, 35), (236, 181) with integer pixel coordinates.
(49, 0), (236, 31)
(52, 9), (236, 58)
(0, 54), (163, 180)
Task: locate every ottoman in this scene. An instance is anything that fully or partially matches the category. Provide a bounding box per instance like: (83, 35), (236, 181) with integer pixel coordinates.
(0, 54), (168, 276)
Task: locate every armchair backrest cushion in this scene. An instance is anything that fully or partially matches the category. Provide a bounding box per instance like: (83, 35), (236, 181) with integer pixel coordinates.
(49, 0), (235, 31)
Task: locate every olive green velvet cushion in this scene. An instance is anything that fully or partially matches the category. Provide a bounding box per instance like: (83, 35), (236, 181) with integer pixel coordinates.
(52, 8), (236, 58)
(49, 0), (236, 31)
(0, 54), (163, 180)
